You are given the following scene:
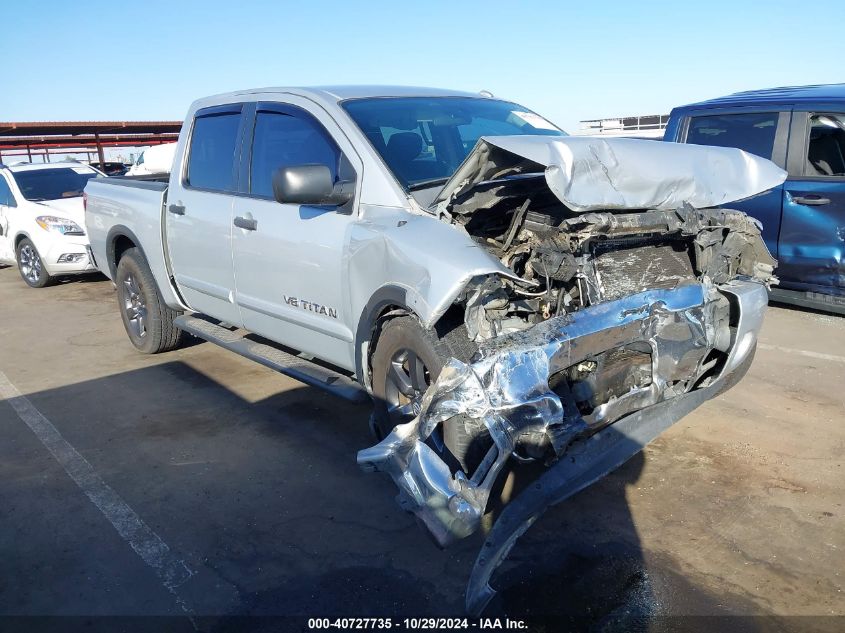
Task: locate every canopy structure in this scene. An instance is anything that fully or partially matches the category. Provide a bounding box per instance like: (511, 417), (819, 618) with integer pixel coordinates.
(0, 121), (181, 164)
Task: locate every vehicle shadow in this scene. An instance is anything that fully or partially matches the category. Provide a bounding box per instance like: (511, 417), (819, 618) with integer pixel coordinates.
(0, 359), (769, 629)
(53, 271), (110, 285)
(0, 266), (108, 286)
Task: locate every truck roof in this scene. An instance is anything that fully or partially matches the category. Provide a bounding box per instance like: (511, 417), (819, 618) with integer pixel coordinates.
(202, 85), (492, 104)
(672, 83), (845, 111)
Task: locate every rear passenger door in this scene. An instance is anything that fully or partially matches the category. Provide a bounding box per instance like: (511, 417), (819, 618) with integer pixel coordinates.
(230, 99), (361, 370)
(167, 104), (246, 325)
(779, 111), (845, 294)
(682, 110), (790, 258)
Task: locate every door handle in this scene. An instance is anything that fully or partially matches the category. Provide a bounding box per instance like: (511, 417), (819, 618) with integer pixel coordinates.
(168, 204), (186, 215)
(791, 195), (831, 206)
(234, 215), (258, 231)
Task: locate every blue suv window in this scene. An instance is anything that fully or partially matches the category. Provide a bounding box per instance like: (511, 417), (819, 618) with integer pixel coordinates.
(806, 113), (845, 177)
(685, 112), (779, 160)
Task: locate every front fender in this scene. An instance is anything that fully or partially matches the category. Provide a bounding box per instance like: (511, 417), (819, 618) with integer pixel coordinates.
(13, 230), (33, 248)
(348, 205), (519, 378)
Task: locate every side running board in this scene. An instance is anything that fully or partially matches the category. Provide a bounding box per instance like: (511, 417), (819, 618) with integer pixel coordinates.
(174, 315), (369, 403)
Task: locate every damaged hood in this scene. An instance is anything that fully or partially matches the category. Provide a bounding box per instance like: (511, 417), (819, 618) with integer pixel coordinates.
(433, 135), (787, 212)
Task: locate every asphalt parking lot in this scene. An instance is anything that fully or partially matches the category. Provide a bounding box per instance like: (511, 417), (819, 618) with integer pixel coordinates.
(1, 266), (843, 627)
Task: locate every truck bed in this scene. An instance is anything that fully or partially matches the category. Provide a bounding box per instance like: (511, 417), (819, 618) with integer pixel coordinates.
(84, 176), (181, 308)
(113, 173), (170, 183)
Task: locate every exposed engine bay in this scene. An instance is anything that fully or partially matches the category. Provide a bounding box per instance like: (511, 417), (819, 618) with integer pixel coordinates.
(445, 173), (777, 343)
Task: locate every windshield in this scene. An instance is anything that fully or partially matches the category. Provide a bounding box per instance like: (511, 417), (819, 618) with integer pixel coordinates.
(11, 167), (99, 201)
(342, 97), (566, 190)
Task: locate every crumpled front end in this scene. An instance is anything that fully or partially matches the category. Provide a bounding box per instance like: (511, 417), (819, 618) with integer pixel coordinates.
(357, 135), (780, 613)
(358, 278), (766, 547)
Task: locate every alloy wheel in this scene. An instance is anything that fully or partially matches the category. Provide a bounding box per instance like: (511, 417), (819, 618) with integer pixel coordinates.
(384, 348), (432, 426)
(18, 244), (42, 285)
(122, 272), (148, 338)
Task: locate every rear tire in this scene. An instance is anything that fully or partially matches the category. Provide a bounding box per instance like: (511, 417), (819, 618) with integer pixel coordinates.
(370, 315), (489, 473)
(16, 238), (53, 288)
(115, 247), (183, 354)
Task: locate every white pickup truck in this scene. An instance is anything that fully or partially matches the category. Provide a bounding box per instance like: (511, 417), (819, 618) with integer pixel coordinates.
(84, 86), (785, 612)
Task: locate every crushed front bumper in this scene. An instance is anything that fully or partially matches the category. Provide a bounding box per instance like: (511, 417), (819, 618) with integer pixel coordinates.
(358, 279), (767, 612)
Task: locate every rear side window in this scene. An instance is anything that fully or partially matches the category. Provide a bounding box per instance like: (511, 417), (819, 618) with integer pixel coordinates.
(0, 177), (15, 206)
(186, 111), (242, 192)
(249, 110), (340, 198)
(806, 113), (845, 177)
(685, 112), (779, 160)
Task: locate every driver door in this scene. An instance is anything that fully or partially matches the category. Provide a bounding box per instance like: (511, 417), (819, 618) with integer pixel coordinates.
(0, 174), (17, 263)
(231, 100), (361, 370)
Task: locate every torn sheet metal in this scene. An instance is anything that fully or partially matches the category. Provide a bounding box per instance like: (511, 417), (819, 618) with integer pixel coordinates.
(358, 279), (767, 613)
(463, 278), (767, 615)
(433, 136), (787, 212)
(358, 280), (764, 548)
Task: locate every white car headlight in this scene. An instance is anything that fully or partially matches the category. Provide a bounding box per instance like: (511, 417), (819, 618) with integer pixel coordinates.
(35, 216), (85, 235)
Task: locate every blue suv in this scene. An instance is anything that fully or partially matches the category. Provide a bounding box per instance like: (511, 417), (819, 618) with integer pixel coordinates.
(665, 84), (845, 314)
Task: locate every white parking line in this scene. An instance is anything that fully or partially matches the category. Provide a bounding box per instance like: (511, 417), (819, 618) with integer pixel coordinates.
(0, 370), (196, 613)
(758, 343), (845, 364)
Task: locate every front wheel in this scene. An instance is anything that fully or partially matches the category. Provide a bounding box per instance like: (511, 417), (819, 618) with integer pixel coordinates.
(115, 247), (183, 354)
(16, 238), (53, 288)
(370, 315), (487, 473)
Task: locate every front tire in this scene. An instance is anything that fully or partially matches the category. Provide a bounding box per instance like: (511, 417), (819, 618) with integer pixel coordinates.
(370, 315), (488, 473)
(115, 248), (183, 354)
(16, 238), (53, 288)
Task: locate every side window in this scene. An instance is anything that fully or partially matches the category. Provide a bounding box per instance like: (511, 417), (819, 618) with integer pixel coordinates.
(685, 112), (779, 160)
(249, 110), (340, 199)
(805, 113), (845, 177)
(0, 177), (15, 207)
(186, 110), (242, 192)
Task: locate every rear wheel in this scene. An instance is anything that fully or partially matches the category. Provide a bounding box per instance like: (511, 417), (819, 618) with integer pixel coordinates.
(370, 315), (488, 473)
(115, 248), (183, 354)
(16, 238), (53, 288)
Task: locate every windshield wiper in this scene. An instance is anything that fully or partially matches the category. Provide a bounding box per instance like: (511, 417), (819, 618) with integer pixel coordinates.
(408, 177), (450, 191)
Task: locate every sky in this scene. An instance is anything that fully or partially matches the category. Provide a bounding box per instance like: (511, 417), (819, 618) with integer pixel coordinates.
(4, 0), (845, 135)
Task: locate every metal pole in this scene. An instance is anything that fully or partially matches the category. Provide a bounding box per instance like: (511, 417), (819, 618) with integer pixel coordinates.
(26, 145), (32, 162)
(95, 132), (106, 167)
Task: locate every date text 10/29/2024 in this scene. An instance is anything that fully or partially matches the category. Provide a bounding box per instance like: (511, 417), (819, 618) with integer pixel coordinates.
(307, 618), (528, 630)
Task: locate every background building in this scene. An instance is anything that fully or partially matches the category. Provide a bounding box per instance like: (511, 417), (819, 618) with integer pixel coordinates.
(574, 114), (670, 138)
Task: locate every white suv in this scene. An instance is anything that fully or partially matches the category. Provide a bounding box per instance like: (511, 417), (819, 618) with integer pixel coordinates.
(0, 162), (102, 287)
